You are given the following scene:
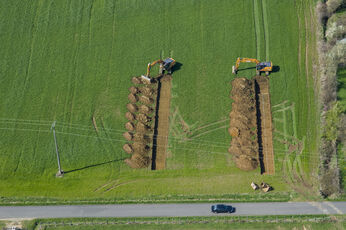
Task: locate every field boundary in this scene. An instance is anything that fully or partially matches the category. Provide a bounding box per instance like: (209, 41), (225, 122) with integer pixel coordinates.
(0, 192), (295, 206)
(22, 215), (345, 230)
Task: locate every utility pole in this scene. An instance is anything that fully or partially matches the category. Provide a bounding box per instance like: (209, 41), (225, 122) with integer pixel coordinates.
(51, 121), (64, 177)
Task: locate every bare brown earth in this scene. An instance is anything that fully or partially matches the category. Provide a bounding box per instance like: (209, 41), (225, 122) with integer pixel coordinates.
(228, 76), (275, 174)
(123, 78), (157, 168)
(123, 132), (133, 141)
(254, 76), (275, 175)
(153, 75), (172, 170)
(228, 78), (259, 171)
(139, 105), (153, 115)
(126, 103), (138, 113)
(125, 122), (135, 131)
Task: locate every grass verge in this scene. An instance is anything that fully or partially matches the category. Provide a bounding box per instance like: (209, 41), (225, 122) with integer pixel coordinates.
(0, 192), (295, 206)
(22, 215), (346, 230)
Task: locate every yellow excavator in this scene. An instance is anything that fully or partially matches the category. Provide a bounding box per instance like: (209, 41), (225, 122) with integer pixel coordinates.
(141, 58), (176, 83)
(232, 58), (272, 76)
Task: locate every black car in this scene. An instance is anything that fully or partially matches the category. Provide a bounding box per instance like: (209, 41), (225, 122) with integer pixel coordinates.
(211, 204), (234, 213)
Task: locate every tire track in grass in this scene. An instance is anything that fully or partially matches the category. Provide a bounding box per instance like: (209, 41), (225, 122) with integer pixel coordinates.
(23, 0), (43, 88)
(253, 0), (261, 60)
(261, 0), (270, 61)
(106, 1), (116, 87)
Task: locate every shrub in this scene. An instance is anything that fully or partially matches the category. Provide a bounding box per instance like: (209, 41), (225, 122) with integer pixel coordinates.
(326, 0), (343, 15)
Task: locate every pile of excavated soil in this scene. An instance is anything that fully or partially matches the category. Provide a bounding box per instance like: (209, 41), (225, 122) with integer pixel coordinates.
(125, 122), (135, 131)
(139, 95), (154, 105)
(133, 133), (151, 144)
(127, 103), (138, 113)
(128, 93), (138, 103)
(133, 142), (150, 154)
(139, 87), (155, 97)
(136, 122), (152, 133)
(123, 143), (133, 154)
(139, 105), (153, 114)
(234, 154), (258, 171)
(123, 132), (134, 141)
(137, 113), (151, 124)
(125, 112), (136, 121)
(124, 153), (150, 168)
(129, 86), (138, 94)
(131, 76), (142, 85)
(228, 78), (259, 171)
(124, 76), (158, 169)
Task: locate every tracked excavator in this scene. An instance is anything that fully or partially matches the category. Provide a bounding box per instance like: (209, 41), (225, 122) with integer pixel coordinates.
(232, 58), (272, 76)
(141, 58), (176, 83)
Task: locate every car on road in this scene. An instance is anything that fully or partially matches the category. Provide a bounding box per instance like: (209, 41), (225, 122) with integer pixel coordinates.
(211, 204), (234, 213)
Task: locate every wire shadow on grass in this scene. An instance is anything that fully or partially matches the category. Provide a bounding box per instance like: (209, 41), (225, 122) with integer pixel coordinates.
(64, 158), (126, 174)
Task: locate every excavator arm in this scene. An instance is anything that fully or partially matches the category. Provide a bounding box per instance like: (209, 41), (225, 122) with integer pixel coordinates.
(146, 60), (164, 77)
(232, 57), (272, 75)
(232, 58), (260, 74)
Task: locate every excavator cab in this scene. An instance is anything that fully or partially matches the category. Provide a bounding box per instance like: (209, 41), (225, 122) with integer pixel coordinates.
(256, 62), (271, 70)
(256, 62), (272, 75)
(162, 58), (176, 74)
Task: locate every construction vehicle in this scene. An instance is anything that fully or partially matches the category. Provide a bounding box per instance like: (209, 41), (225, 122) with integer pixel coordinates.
(141, 58), (176, 83)
(232, 58), (272, 76)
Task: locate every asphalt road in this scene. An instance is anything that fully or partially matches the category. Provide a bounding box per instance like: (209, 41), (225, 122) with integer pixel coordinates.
(0, 202), (345, 219)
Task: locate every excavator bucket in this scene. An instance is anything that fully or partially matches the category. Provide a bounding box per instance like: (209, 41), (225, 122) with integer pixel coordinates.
(232, 66), (236, 74)
(141, 75), (152, 84)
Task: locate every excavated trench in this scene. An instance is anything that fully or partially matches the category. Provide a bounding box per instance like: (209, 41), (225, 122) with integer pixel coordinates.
(228, 76), (274, 174)
(123, 74), (171, 170)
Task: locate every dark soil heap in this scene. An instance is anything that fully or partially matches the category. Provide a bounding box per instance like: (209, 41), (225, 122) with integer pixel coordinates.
(228, 78), (259, 171)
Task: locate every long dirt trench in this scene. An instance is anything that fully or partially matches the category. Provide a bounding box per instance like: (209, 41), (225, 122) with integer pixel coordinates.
(152, 75), (172, 170)
(254, 76), (275, 175)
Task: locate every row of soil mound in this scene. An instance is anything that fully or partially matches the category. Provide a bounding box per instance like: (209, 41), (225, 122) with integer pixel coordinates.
(228, 78), (259, 171)
(123, 77), (157, 168)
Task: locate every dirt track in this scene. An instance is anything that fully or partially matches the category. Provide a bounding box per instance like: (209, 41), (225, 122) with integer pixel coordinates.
(254, 76), (275, 175)
(152, 75), (172, 170)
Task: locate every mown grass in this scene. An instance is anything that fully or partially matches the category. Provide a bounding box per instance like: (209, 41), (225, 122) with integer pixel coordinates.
(0, 0), (318, 202)
(24, 215), (346, 230)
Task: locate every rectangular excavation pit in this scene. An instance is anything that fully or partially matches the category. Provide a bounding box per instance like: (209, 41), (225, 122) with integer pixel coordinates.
(228, 76), (275, 175)
(123, 74), (172, 170)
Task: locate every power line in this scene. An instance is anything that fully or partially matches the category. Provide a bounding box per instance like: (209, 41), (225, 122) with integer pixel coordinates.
(0, 125), (307, 153)
(0, 120), (334, 155)
(0, 126), (342, 161)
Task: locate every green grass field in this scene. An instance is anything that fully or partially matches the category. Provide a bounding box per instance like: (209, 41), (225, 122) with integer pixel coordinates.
(0, 0), (319, 203)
